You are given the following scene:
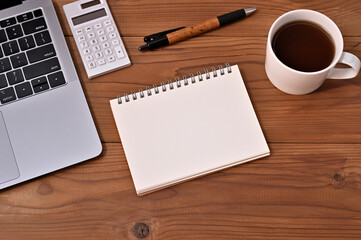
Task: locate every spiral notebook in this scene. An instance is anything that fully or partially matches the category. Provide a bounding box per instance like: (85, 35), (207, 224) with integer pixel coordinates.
(110, 64), (270, 195)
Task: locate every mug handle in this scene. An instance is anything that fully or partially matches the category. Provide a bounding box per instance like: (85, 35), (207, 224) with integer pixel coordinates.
(327, 52), (361, 79)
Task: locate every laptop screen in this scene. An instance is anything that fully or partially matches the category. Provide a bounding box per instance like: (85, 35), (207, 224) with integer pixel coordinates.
(0, 0), (24, 11)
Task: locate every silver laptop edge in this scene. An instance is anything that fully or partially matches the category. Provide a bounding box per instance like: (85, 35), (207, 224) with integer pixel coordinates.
(0, 0), (102, 189)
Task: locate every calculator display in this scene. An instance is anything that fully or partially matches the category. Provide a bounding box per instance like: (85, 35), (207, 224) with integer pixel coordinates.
(81, 0), (101, 9)
(72, 8), (107, 26)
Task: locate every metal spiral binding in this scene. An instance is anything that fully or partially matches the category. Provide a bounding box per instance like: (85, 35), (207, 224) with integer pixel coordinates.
(182, 75), (188, 86)
(117, 63), (232, 104)
(146, 86), (152, 96)
(168, 80), (174, 89)
(153, 84), (159, 94)
(139, 89), (145, 98)
(175, 78), (181, 88)
(204, 69), (210, 79)
(161, 82), (166, 92)
(190, 73), (196, 84)
(131, 91), (137, 100)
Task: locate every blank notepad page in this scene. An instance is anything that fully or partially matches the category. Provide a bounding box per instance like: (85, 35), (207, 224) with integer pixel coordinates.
(110, 65), (270, 195)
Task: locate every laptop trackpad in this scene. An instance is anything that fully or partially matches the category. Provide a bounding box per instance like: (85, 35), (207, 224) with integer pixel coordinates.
(0, 112), (20, 184)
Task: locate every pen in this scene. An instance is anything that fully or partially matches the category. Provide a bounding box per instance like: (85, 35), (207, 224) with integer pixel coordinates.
(139, 8), (256, 51)
(143, 27), (185, 42)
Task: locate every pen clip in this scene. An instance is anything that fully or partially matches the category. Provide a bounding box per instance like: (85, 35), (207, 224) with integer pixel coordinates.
(144, 27), (185, 42)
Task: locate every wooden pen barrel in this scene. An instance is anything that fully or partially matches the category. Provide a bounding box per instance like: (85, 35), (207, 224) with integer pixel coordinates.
(167, 17), (220, 44)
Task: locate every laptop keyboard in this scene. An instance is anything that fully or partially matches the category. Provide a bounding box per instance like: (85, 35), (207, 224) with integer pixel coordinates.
(0, 8), (66, 105)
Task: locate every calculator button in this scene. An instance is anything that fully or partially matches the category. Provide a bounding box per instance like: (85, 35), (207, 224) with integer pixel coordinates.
(100, 36), (108, 42)
(97, 29), (105, 35)
(90, 39), (98, 45)
(97, 59), (106, 66)
(88, 62), (96, 69)
(114, 46), (124, 59)
(95, 52), (103, 59)
(107, 56), (116, 62)
(111, 39), (120, 45)
(105, 49), (112, 55)
(92, 45), (101, 52)
(78, 36), (85, 41)
(75, 29), (83, 35)
(106, 26), (114, 32)
(95, 23), (102, 29)
(87, 33), (95, 38)
(102, 42), (110, 48)
(80, 42), (88, 48)
(85, 26), (93, 32)
(85, 55), (94, 62)
(109, 33), (117, 39)
(104, 20), (111, 25)
(83, 48), (91, 55)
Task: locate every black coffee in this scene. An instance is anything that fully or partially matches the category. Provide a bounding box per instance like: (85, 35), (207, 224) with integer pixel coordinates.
(272, 21), (335, 72)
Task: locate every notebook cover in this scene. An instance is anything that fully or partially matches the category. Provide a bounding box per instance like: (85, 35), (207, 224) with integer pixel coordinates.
(110, 65), (270, 195)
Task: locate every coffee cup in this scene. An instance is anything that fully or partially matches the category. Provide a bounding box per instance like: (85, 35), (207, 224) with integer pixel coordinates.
(265, 9), (360, 95)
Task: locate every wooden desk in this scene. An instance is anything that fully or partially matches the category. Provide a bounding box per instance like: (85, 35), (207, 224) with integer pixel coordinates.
(1, 0), (361, 239)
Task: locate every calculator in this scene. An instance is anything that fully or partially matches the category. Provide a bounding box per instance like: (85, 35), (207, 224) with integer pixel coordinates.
(63, 0), (131, 79)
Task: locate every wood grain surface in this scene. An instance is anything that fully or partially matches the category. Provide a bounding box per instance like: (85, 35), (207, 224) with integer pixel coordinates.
(1, 0), (361, 239)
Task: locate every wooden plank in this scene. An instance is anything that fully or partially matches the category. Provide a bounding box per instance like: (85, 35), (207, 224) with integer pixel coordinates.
(62, 36), (361, 143)
(1, 143), (361, 239)
(54, 0), (361, 37)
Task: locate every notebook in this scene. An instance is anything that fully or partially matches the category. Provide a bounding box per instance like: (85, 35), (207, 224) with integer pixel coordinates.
(110, 64), (270, 195)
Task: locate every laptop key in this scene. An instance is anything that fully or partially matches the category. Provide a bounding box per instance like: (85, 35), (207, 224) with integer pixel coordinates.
(0, 30), (7, 43)
(6, 25), (23, 40)
(0, 47), (3, 58)
(33, 83), (49, 93)
(23, 57), (61, 80)
(48, 71), (65, 88)
(31, 76), (47, 86)
(18, 35), (36, 51)
(7, 69), (24, 85)
(2, 40), (20, 56)
(0, 87), (16, 104)
(0, 17), (16, 28)
(17, 12), (34, 23)
(10, 53), (28, 68)
(48, 71), (66, 88)
(27, 44), (56, 63)
(31, 76), (49, 93)
(0, 75), (7, 89)
(34, 9), (43, 18)
(22, 17), (47, 35)
(34, 30), (52, 46)
(0, 58), (11, 73)
(15, 82), (33, 98)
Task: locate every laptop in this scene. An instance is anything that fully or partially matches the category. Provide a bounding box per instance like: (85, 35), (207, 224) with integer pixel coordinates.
(0, 0), (102, 190)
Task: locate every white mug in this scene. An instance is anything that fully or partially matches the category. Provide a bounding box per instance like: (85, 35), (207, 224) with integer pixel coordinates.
(265, 9), (361, 95)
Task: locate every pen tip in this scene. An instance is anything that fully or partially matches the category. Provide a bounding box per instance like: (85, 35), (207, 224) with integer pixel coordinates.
(138, 44), (149, 51)
(245, 7), (256, 15)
